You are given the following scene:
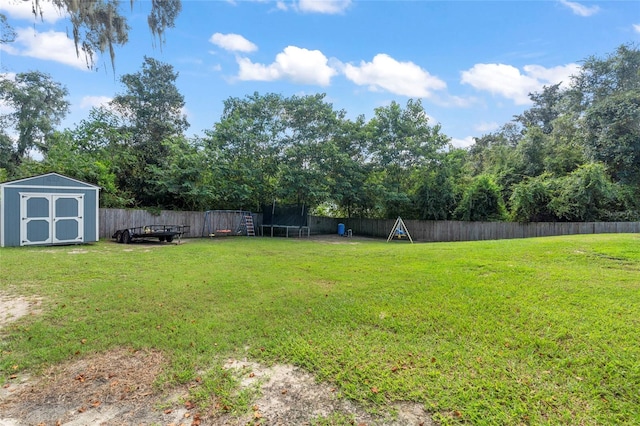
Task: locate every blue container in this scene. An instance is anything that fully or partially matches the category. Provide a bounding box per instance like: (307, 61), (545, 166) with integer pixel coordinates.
(337, 223), (345, 236)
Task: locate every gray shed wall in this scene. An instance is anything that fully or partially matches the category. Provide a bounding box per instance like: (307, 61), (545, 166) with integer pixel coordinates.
(1, 174), (99, 247)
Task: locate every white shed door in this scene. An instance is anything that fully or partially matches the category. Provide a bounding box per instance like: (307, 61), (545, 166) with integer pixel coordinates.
(20, 193), (84, 246)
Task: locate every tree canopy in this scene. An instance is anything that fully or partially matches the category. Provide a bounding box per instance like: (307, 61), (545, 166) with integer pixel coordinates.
(1, 44), (639, 222)
(26, 0), (182, 71)
(0, 71), (69, 169)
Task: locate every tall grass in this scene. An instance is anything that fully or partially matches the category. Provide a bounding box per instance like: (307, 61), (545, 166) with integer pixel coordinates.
(1, 234), (639, 424)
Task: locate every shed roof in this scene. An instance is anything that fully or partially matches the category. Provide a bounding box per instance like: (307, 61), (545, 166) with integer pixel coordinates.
(0, 172), (100, 189)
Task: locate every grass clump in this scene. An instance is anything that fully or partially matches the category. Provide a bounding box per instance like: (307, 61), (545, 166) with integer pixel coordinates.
(1, 234), (639, 424)
(311, 412), (357, 425)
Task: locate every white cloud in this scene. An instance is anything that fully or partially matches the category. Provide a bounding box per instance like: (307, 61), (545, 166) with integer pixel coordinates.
(460, 62), (579, 105)
(227, 0), (350, 14)
(2, 27), (91, 70)
(559, 0), (600, 17)
(343, 54), (446, 98)
(237, 46), (337, 86)
(237, 57), (279, 81)
(0, 72), (16, 81)
(451, 136), (476, 149)
(210, 33), (257, 53)
(0, 0), (65, 23)
(474, 122), (500, 133)
(523, 63), (579, 87)
(181, 106), (191, 121)
(298, 0), (351, 14)
(431, 94), (478, 108)
(633, 24), (640, 34)
(461, 64), (539, 105)
(80, 96), (112, 109)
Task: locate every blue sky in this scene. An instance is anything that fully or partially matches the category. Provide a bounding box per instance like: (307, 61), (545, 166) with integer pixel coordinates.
(1, 0), (639, 148)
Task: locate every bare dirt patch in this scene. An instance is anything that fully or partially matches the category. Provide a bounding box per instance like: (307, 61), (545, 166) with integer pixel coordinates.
(218, 359), (434, 426)
(0, 294), (41, 329)
(0, 293), (434, 425)
(0, 348), (187, 426)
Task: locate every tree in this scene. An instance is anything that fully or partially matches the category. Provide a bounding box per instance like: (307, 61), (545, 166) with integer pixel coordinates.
(570, 44), (640, 185)
(0, 71), (69, 167)
(514, 83), (566, 134)
(209, 92), (286, 210)
(111, 56), (188, 146)
(466, 125), (524, 211)
(1, 13), (16, 44)
(549, 163), (621, 222)
(209, 93), (356, 212)
(414, 149), (466, 220)
(513, 127), (546, 178)
(543, 114), (585, 176)
(37, 130), (134, 207)
(454, 174), (507, 221)
(0, 132), (14, 176)
(510, 174), (557, 222)
(144, 136), (216, 211)
(368, 99), (450, 218)
(414, 164), (456, 220)
(369, 99), (448, 171)
(570, 44), (640, 110)
(110, 57), (188, 206)
(324, 115), (373, 218)
(462, 44), (640, 222)
(70, 106), (131, 155)
(64, 107), (136, 206)
(582, 90), (640, 185)
(27, 0), (181, 71)
(276, 94), (344, 207)
(466, 123), (521, 177)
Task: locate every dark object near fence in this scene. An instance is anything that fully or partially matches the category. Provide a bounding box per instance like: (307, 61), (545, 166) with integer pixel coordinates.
(112, 225), (190, 244)
(262, 203), (308, 227)
(261, 202), (310, 237)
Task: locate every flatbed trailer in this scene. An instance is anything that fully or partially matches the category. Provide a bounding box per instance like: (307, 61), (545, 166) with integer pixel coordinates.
(112, 225), (190, 244)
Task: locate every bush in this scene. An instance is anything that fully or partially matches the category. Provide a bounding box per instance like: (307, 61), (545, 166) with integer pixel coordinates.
(510, 174), (557, 222)
(454, 174), (507, 221)
(549, 163), (619, 221)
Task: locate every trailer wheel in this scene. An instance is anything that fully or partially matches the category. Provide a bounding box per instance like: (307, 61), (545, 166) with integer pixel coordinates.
(114, 231), (122, 243)
(159, 236), (166, 242)
(122, 230), (131, 244)
(166, 235), (174, 243)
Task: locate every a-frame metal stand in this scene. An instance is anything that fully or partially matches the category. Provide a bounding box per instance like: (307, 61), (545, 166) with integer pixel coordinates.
(240, 212), (256, 236)
(387, 216), (413, 243)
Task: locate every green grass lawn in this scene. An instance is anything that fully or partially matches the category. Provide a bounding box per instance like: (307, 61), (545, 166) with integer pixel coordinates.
(1, 234), (639, 424)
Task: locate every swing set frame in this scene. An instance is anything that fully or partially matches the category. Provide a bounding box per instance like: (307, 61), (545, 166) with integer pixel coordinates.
(386, 216), (414, 243)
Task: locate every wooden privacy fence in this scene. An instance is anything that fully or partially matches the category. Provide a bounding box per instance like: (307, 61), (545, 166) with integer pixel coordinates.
(99, 209), (204, 239)
(99, 209), (265, 239)
(99, 209), (640, 242)
(337, 218), (640, 242)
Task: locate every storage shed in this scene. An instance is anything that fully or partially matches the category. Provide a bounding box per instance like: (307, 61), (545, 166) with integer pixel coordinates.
(0, 173), (100, 247)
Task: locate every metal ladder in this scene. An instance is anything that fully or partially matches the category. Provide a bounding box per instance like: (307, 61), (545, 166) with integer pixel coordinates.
(243, 213), (256, 236)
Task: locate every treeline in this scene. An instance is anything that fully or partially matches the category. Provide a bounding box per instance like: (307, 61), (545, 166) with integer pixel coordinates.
(1, 45), (639, 222)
